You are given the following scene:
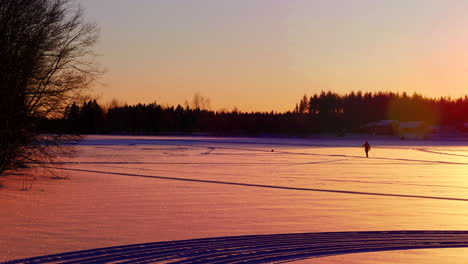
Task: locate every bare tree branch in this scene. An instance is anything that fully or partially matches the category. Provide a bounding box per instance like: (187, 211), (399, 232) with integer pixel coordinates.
(0, 0), (100, 175)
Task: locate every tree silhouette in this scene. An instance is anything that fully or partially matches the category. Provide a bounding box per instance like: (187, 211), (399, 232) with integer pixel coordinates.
(40, 91), (468, 140)
(0, 0), (99, 175)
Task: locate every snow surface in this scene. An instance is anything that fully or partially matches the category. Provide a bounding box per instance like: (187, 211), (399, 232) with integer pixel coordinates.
(2, 135), (468, 263)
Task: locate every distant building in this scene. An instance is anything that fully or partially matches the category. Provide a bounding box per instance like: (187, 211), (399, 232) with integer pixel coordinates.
(398, 121), (425, 134)
(365, 120), (398, 135)
(365, 120), (430, 138)
(455, 123), (468, 133)
(427, 125), (441, 134)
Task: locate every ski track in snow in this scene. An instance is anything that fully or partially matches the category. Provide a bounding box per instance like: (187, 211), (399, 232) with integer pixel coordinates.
(77, 163), (468, 191)
(44, 145), (468, 166)
(4, 231), (468, 264)
(63, 136), (468, 167)
(415, 148), (468, 158)
(41, 166), (468, 202)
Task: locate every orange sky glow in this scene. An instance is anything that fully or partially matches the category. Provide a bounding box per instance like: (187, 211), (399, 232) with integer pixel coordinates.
(78, 0), (468, 112)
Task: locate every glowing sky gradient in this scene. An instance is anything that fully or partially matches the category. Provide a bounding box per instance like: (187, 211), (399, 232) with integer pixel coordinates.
(78, 0), (468, 112)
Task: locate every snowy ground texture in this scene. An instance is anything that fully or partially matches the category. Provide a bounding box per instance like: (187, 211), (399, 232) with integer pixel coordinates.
(3, 135), (468, 263)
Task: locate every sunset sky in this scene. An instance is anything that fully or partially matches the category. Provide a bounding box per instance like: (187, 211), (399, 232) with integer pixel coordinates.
(78, 0), (468, 112)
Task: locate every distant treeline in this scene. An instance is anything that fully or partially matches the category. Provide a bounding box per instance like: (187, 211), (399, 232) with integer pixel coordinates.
(43, 91), (468, 136)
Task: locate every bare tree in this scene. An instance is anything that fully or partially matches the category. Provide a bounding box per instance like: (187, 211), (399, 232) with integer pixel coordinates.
(0, 0), (100, 175)
(191, 92), (211, 110)
(105, 98), (126, 111)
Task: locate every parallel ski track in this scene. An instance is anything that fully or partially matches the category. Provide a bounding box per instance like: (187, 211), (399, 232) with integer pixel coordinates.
(4, 231), (468, 264)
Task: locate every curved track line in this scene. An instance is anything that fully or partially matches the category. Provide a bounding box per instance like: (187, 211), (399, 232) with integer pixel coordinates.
(4, 231), (468, 263)
(416, 148), (468, 158)
(44, 166), (468, 202)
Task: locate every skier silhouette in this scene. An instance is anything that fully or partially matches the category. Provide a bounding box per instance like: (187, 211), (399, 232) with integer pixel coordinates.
(362, 140), (371, 158)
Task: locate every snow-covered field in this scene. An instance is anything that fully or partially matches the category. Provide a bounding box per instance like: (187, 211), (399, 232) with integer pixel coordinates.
(2, 135), (468, 263)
